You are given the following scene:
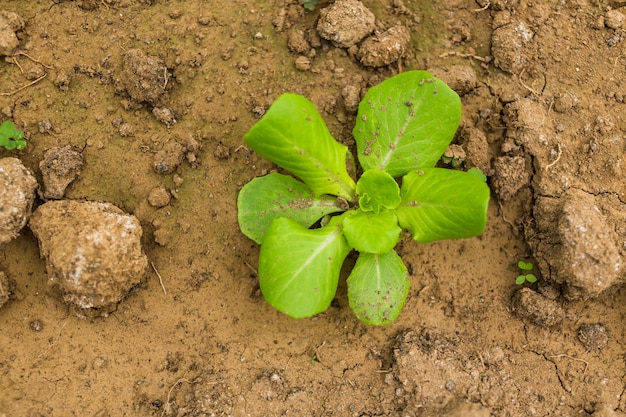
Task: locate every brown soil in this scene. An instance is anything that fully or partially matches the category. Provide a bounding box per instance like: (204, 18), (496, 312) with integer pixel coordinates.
(1, 0), (626, 416)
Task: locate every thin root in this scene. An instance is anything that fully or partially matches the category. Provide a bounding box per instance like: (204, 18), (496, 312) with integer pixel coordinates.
(545, 142), (562, 171)
(151, 261), (167, 295)
(0, 73), (47, 96)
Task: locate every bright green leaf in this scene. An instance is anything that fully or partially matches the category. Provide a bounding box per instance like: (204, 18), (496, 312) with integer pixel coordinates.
(356, 169), (400, 214)
(0, 121), (26, 150)
(353, 71), (461, 178)
(258, 217), (352, 318)
(343, 209), (402, 254)
(515, 275), (526, 285)
(347, 250), (409, 326)
(237, 173), (345, 244)
(526, 274), (537, 283)
(517, 261), (533, 271)
(396, 168), (490, 243)
(244, 93), (356, 200)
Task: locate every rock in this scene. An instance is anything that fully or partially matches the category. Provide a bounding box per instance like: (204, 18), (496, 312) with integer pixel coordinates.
(0, 10), (25, 56)
(120, 49), (169, 105)
(316, 0), (375, 48)
(358, 25), (410, 67)
(29, 200), (148, 317)
(39, 146), (84, 199)
(0, 157), (38, 245)
(511, 287), (564, 327)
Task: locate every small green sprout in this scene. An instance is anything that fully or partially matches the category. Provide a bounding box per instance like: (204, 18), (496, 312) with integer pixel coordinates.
(302, 0), (320, 11)
(0, 121), (26, 150)
(516, 261), (537, 285)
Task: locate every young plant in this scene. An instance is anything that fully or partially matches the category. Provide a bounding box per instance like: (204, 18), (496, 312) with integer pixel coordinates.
(516, 260), (537, 285)
(302, 0), (320, 10)
(0, 121), (26, 150)
(237, 70), (490, 325)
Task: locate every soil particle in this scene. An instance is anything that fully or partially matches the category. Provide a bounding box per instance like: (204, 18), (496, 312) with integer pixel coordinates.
(287, 29), (310, 54)
(461, 127), (492, 175)
(0, 157), (38, 245)
(429, 65), (478, 96)
(28, 200), (148, 318)
(39, 146), (84, 200)
(511, 287), (564, 327)
(341, 84), (360, 113)
(442, 401), (491, 417)
(358, 25), (410, 68)
(120, 49), (169, 105)
(316, 0), (375, 48)
(213, 143), (230, 160)
(492, 155), (529, 201)
(0, 270), (10, 308)
(604, 9), (625, 30)
(556, 190), (622, 297)
(147, 186), (171, 208)
(0, 10), (24, 56)
(491, 18), (534, 73)
(294, 55), (311, 71)
(578, 323), (609, 350)
(152, 107), (177, 127)
(154, 141), (185, 174)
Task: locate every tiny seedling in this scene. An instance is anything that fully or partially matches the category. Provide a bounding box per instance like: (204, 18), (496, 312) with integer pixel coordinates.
(302, 0), (320, 11)
(0, 121), (26, 150)
(516, 260), (537, 285)
(237, 71), (490, 325)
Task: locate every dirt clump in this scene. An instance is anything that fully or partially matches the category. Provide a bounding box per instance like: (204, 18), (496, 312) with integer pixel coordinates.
(39, 146), (84, 200)
(491, 15), (534, 73)
(29, 200), (148, 318)
(430, 65), (478, 96)
(0, 157), (38, 245)
(153, 140), (186, 174)
(316, 0), (375, 48)
(492, 155), (529, 201)
(511, 287), (564, 327)
(0, 10), (24, 56)
(358, 25), (410, 67)
(119, 48), (169, 105)
(0, 270), (10, 308)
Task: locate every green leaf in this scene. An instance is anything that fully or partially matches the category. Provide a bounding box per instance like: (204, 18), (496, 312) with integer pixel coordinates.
(245, 93), (356, 200)
(353, 71), (461, 178)
(237, 173), (345, 244)
(517, 261), (533, 271)
(258, 217), (352, 318)
(525, 274), (537, 283)
(343, 209), (402, 254)
(347, 250), (409, 326)
(0, 121), (26, 150)
(515, 275), (526, 285)
(356, 169), (401, 214)
(396, 168), (490, 243)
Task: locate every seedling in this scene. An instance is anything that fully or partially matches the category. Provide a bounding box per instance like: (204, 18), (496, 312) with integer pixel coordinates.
(302, 0), (320, 10)
(237, 71), (490, 325)
(516, 261), (537, 285)
(0, 121), (26, 150)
